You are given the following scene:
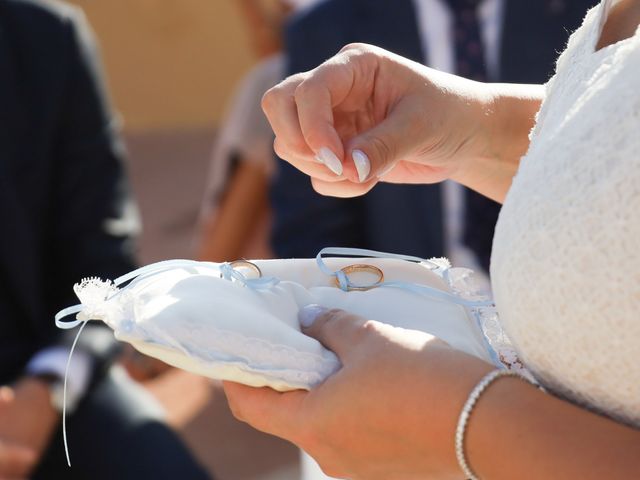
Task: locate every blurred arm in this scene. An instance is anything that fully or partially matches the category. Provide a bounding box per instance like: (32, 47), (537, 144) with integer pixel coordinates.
(198, 159), (269, 262)
(236, 0), (284, 58)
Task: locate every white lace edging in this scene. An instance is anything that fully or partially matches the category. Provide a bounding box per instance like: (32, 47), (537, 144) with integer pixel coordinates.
(128, 319), (341, 388)
(439, 265), (533, 380)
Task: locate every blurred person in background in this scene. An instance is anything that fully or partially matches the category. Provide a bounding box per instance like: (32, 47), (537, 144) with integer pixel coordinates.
(197, 0), (323, 262)
(271, 0), (595, 292)
(0, 0), (210, 478)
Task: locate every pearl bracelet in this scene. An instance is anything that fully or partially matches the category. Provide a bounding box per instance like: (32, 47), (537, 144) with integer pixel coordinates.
(455, 369), (536, 480)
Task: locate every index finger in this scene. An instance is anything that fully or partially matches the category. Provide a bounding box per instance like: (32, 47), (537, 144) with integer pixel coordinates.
(263, 75), (344, 178)
(294, 60), (353, 164)
(262, 73), (315, 161)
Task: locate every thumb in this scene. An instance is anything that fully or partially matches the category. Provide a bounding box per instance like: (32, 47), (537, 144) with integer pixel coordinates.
(299, 305), (370, 362)
(345, 103), (418, 183)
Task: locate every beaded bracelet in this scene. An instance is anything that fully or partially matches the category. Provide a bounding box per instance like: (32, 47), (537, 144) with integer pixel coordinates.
(455, 369), (536, 480)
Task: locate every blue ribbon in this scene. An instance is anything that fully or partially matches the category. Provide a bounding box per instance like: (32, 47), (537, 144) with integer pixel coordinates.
(315, 247), (493, 308)
(219, 262), (280, 290)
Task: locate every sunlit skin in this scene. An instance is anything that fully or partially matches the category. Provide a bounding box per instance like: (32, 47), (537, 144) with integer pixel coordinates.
(236, 0), (292, 59)
(196, 0), (286, 263)
(198, 160), (270, 262)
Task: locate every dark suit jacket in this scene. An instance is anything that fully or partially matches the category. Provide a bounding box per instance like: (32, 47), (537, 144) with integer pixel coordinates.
(0, 0), (137, 383)
(270, 0), (595, 259)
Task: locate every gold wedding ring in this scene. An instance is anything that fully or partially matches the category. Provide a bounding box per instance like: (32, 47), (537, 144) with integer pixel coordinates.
(333, 264), (384, 291)
(228, 259), (262, 279)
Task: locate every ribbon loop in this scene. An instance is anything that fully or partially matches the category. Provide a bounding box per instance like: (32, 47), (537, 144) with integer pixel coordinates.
(335, 270), (349, 291)
(54, 305), (86, 330)
(219, 261), (280, 290)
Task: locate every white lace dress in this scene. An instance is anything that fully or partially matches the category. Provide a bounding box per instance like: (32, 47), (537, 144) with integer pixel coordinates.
(491, 0), (640, 428)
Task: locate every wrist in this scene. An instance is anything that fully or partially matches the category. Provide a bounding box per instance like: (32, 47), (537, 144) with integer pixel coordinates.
(28, 373), (71, 416)
(25, 347), (92, 414)
(450, 83), (544, 202)
(16, 377), (60, 420)
(416, 347), (494, 478)
(456, 370), (539, 479)
(413, 71), (499, 191)
(448, 79), (497, 179)
(464, 372), (544, 479)
(487, 83), (544, 159)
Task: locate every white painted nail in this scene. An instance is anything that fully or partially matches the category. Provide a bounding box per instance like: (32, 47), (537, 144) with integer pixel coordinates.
(352, 149), (371, 183)
(299, 304), (327, 328)
(315, 147), (343, 176)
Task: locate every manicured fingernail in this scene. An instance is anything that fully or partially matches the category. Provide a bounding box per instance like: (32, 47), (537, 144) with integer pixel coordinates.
(376, 161), (395, 179)
(352, 149), (370, 183)
(299, 304), (327, 328)
(315, 147), (343, 176)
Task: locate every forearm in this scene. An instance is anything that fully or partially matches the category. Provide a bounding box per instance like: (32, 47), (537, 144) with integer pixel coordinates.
(454, 83), (545, 203)
(467, 376), (640, 479)
(198, 161), (268, 262)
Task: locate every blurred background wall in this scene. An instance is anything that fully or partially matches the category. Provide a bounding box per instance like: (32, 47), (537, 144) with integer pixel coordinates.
(68, 0), (258, 130)
(66, 0), (275, 263)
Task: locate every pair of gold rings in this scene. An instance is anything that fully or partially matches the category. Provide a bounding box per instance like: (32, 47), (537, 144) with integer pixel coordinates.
(226, 260), (384, 291)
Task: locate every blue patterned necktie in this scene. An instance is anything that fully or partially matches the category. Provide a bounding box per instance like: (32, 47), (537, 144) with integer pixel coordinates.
(445, 0), (501, 273)
(447, 0), (487, 81)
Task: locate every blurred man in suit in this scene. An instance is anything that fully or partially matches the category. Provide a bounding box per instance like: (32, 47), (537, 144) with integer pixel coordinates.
(271, 0), (595, 285)
(0, 1), (210, 478)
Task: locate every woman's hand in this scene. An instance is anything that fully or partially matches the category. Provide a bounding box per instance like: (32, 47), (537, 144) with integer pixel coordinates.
(226, 307), (640, 480)
(224, 306), (493, 480)
(262, 43), (493, 197)
(263, 43), (544, 202)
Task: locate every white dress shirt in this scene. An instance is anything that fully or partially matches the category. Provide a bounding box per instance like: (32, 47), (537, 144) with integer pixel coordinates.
(26, 346), (92, 408)
(413, 0), (505, 292)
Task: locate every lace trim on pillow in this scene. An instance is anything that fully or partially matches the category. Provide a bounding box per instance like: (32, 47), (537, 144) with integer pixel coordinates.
(131, 315), (340, 387)
(440, 266), (532, 378)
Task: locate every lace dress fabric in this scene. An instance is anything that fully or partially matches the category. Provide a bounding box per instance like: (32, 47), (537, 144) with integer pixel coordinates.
(491, 0), (640, 427)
